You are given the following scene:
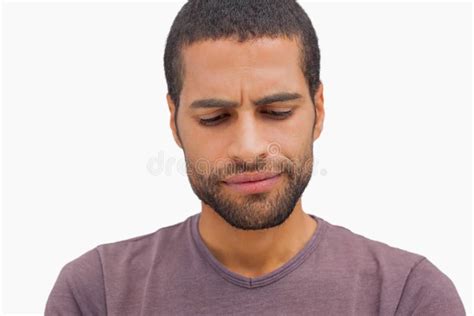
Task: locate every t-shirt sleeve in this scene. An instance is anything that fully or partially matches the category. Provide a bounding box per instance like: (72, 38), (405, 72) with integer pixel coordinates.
(395, 257), (465, 316)
(45, 247), (107, 315)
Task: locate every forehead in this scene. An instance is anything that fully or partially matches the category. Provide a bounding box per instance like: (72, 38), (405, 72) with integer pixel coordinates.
(179, 37), (307, 103)
(181, 36), (302, 71)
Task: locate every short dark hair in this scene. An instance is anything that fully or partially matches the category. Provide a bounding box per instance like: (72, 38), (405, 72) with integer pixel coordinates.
(164, 0), (321, 111)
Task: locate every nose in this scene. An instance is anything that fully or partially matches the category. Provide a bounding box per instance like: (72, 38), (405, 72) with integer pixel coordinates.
(226, 111), (269, 164)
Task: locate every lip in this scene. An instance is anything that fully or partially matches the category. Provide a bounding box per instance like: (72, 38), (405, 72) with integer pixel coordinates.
(223, 172), (282, 194)
(224, 171), (281, 184)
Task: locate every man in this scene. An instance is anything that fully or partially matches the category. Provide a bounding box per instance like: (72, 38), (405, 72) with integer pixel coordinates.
(45, 0), (465, 315)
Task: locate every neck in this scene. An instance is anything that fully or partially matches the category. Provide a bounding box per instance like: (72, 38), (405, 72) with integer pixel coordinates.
(198, 199), (318, 278)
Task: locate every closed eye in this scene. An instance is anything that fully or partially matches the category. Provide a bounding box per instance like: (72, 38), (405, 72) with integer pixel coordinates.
(199, 113), (230, 126)
(199, 110), (293, 126)
(262, 110), (293, 119)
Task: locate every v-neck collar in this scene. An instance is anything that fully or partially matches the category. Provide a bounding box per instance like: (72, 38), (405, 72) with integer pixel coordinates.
(190, 212), (328, 289)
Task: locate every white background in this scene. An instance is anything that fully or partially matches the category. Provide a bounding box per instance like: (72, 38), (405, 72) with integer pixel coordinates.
(1, 0), (472, 314)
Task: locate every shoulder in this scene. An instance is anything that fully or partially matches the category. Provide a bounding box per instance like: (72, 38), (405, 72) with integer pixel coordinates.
(317, 217), (465, 315)
(45, 215), (193, 315)
(95, 216), (190, 269)
(395, 257), (466, 315)
(45, 247), (106, 315)
(320, 218), (425, 270)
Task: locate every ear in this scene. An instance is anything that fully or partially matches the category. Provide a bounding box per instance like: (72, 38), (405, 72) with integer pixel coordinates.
(166, 94), (183, 149)
(312, 81), (325, 142)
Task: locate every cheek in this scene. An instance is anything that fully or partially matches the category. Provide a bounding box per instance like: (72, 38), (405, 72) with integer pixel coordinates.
(267, 114), (314, 150)
(178, 118), (230, 160)
(177, 116), (208, 156)
(183, 140), (229, 177)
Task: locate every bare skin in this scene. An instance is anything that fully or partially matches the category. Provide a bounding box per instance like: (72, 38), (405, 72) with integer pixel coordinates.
(166, 37), (325, 278)
(199, 200), (317, 277)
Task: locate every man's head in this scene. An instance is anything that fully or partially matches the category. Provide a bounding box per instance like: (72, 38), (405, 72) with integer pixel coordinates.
(164, 0), (324, 230)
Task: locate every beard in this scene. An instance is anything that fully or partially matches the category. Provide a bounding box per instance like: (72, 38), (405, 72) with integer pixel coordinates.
(184, 144), (314, 231)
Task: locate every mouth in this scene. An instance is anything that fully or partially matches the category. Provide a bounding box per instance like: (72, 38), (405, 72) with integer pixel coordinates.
(222, 172), (282, 195)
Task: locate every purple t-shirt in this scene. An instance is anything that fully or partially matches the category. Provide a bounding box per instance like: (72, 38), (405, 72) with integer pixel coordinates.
(45, 213), (465, 315)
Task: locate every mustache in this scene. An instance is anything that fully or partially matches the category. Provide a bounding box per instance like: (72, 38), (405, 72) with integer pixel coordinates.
(189, 157), (297, 180)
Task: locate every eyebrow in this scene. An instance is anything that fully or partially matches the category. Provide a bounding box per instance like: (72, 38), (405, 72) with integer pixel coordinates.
(189, 92), (303, 109)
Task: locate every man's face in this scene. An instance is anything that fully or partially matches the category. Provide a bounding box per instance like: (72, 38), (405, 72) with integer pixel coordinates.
(167, 37), (324, 230)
